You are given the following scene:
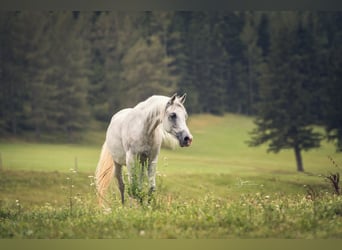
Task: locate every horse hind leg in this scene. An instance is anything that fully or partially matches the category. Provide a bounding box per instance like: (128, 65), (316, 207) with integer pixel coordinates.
(114, 162), (125, 204)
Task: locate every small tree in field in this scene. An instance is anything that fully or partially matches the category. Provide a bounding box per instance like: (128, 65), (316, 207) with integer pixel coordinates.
(248, 115), (322, 172)
(247, 12), (323, 172)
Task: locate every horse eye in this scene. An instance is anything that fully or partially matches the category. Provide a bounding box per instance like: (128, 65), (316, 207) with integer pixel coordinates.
(169, 113), (177, 120)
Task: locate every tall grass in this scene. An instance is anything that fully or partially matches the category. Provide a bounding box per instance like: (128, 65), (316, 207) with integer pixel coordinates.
(1, 170), (342, 238)
(1, 157), (342, 238)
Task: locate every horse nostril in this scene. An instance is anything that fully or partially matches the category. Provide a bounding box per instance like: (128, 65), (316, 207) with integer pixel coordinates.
(184, 136), (192, 145)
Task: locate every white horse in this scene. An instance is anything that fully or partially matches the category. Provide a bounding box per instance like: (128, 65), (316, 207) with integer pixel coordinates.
(95, 93), (193, 205)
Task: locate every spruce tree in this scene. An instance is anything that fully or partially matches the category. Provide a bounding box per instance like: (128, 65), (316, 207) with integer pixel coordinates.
(45, 12), (90, 140)
(240, 11), (264, 115)
(248, 12), (323, 172)
(120, 34), (176, 107)
(0, 12), (28, 135)
(21, 11), (52, 139)
(167, 12), (201, 112)
(220, 12), (246, 114)
(87, 11), (121, 122)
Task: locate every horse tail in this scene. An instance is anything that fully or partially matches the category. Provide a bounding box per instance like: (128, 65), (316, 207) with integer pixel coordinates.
(95, 142), (114, 206)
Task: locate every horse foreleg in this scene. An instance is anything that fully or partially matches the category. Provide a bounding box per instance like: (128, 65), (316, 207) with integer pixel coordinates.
(146, 159), (157, 204)
(125, 151), (135, 185)
(114, 162), (125, 204)
(148, 159), (157, 193)
(125, 151), (136, 206)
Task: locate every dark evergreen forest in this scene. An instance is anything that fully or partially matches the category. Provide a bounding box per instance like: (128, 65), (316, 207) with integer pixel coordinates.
(0, 11), (341, 151)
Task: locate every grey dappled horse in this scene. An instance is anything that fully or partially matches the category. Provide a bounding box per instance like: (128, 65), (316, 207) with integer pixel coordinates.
(95, 94), (193, 205)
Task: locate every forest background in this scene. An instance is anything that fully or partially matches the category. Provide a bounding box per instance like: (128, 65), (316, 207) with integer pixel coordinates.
(0, 11), (341, 152)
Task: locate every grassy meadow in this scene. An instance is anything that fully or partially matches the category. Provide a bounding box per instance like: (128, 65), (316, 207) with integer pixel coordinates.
(1, 114), (342, 238)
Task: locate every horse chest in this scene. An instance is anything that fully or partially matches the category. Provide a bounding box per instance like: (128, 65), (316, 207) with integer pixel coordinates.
(128, 134), (161, 158)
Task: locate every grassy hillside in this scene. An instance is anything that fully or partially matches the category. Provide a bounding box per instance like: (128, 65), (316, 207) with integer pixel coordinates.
(1, 113), (341, 201)
(1, 113), (340, 173)
(0, 113), (342, 238)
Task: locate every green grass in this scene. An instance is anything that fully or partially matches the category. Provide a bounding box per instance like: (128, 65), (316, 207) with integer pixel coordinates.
(0, 141), (102, 172)
(0, 113), (342, 238)
(1, 170), (342, 238)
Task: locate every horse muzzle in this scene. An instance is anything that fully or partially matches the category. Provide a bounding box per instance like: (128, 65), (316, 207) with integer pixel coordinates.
(179, 133), (193, 147)
(183, 136), (193, 147)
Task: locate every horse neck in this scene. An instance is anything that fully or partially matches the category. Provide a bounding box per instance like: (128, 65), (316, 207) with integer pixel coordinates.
(143, 98), (166, 136)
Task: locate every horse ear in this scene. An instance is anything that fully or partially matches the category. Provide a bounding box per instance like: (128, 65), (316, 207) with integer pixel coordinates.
(168, 93), (177, 105)
(179, 93), (187, 104)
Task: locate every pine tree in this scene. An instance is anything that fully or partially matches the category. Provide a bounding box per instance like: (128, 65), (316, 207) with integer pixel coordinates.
(257, 12), (270, 58)
(20, 11), (53, 139)
(0, 12), (28, 135)
(44, 12), (90, 140)
(220, 12), (246, 114)
(319, 12), (342, 151)
(181, 12), (230, 115)
(248, 12), (323, 172)
(120, 34), (176, 107)
(166, 11), (192, 105)
(177, 11), (202, 113)
(206, 12), (230, 115)
(86, 12), (123, 121)
(240, 11), (264, 115)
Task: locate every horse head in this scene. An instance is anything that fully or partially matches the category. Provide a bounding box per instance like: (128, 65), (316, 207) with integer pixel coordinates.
(163, 93), (193, 147)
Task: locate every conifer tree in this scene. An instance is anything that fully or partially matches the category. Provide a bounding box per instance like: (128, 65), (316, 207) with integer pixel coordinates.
(320, 12), (342, 151)
(240, 11), (264, 115)
(45, 12), (90, 140)
(120, 34), (176, 107)
(21, 11), (53, 139)
(87, 11), (121, 121)
(248, 12), (323, 172)
(220, 12), (246, 114)
(0, 12), (28, 135)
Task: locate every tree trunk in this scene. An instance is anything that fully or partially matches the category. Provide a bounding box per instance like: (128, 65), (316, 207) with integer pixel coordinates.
(294, 145), (304, 172)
